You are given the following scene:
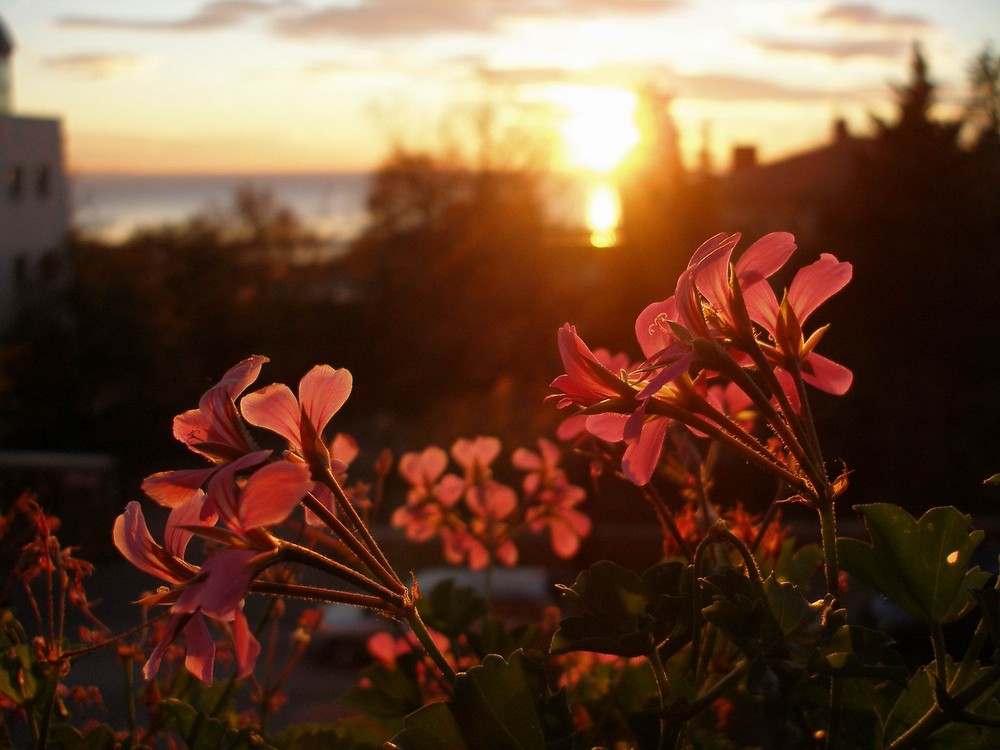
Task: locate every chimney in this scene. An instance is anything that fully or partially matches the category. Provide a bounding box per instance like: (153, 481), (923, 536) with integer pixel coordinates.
(833, 118), (849, 143)
(731, 145), (757, 172)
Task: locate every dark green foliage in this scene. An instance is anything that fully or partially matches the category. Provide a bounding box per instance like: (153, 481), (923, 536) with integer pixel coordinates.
(550, 561), (691, 658)
(839, 504), (990, 624)
(391, 650), (575, 750)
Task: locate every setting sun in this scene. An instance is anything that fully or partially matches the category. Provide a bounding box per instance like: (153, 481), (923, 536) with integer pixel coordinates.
(546, 85), (641, 174)
(586, 182), (621, 248)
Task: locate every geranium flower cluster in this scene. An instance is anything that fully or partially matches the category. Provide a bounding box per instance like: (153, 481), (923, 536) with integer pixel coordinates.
(392, 437), (591, 570)
(551, 232), (851, 507)
(114, 356), (415, 685)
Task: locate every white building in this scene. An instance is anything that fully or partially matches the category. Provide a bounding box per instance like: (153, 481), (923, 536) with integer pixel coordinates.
(0, 15), (70, 327)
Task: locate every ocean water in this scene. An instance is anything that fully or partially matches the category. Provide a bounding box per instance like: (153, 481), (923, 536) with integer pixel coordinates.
(70, 171), (595, 245)
(71, 172), (374, 244)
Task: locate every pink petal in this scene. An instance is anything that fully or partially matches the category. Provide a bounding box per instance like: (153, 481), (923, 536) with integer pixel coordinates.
(452, 436), (501, 470)
(586, 412), (628, 443)
(330, 433), (359, 467)
(635, 298), (679, 359)
(636, 350), (693, 399)
(239, 460), (313, 530)
(495, 538), (519, 567)
(742, 281), (780, 336)
(621, 412), (669, 486)
(233, 608), (261, 679)
(217, 355), (269, 401)
(299, 366), (353, 437)
(144, 612), (187, 680)
(241, 383), (302, 449)
(114, 502), (184, 584)
(367, 631), (399, 668)
(305, 483), (337, 526)
(555, 324), (622, 405)
(801, 352), (853, 395)
(183, 612), (217, 685)
(164, 491), (214, 559)
(173, 408), (211, 449)
(787, 253), (852, 325)
(511, 447), (541, 472)
(736, 232), (796, 280)
(688, 232), (736, 268)
(204, 451), (270, 530)
(556, 414), (587, 442)
(437, 474), (466, 507)
(174, 549), (257, 620)
(142, 467), (216, 508)
(692, 244), (735, 319)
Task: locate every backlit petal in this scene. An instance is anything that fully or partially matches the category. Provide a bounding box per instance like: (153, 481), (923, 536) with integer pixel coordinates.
(241, 383), (302, 449)
(788, 253), (852, 324)
(299, 365), (352, 438)
(801, 352), (854, 395)
(239, 460), (313, 530)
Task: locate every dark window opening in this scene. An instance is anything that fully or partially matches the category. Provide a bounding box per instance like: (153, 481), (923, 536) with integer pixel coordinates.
(36, 165), (51, 198)
(6, 165), (24, 201)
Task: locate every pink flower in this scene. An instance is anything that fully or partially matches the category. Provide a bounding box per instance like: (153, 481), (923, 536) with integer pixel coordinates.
(766, 254), (854, 395)
(513, 439), (592, 558)
(202, 453), (314, 540)
(173, 356), (268, 461)
(550, 325), (632, 409)
(241, 364), (353, 457)
(113, 500), (261, 684)
(142, 356), (269, 508)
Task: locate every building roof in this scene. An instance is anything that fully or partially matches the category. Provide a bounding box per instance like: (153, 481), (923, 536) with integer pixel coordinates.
(0, 15), (13, 58)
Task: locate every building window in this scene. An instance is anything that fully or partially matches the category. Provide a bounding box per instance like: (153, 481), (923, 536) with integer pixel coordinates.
(36, 165), (51, 199)
(5, 165), (24, 201)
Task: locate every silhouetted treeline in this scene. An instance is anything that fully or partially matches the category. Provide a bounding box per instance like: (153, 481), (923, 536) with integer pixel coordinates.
(815, 45), (1000, 512)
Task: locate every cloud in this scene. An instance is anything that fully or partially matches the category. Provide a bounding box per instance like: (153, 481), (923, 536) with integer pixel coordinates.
(751, 37), (910, 60)
(816, 3), (931, 29)
(42, 53), (146, 79)
(466, 59), (863, 103)
(272, 0), (682, 39)
(674, 73), (857, 101)
(57, 1), (299, 33)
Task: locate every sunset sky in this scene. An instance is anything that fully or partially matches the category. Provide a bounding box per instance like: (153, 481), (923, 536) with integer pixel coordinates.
(4, 0), (997, 175)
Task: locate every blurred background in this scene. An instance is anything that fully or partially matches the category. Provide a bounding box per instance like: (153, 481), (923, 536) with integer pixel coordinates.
(1, 0), (999, 557)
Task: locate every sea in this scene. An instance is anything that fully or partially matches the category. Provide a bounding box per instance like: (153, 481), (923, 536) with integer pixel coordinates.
(70, 171), (593, 247)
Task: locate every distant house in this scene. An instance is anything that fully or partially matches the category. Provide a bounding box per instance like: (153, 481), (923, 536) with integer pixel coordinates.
(718, 119), (873, 243)
(0, 15), (70, 327)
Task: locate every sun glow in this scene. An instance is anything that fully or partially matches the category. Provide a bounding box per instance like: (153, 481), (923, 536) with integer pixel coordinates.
(586, 182), (620, 248)
(547, 85), (641, 174)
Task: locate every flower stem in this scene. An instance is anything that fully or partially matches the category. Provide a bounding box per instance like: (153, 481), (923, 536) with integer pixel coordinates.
(279, 542), (405, 606)
(817, 503), (839, 598)
(300, 491), (405, 596)
(320, 468), (401, 589)
(405, 605), (457, 686)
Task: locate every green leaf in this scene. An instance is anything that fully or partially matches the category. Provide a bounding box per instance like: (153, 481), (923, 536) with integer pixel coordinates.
(0, 643), (42, 703)
(156, 698), (270, 750)
(811, 623), (908, 684)
(391, 650), (574, 750)
(972, 587), (1000, 664)
(48, 724), (117, 750)
(550, 561), (690, 658)
(416, 579), (487, 642)
(342, 661), (423, 718)
(838, 504), (990, 624)
(883, 661), (1000, 748)
(392, 702), (468, 750)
